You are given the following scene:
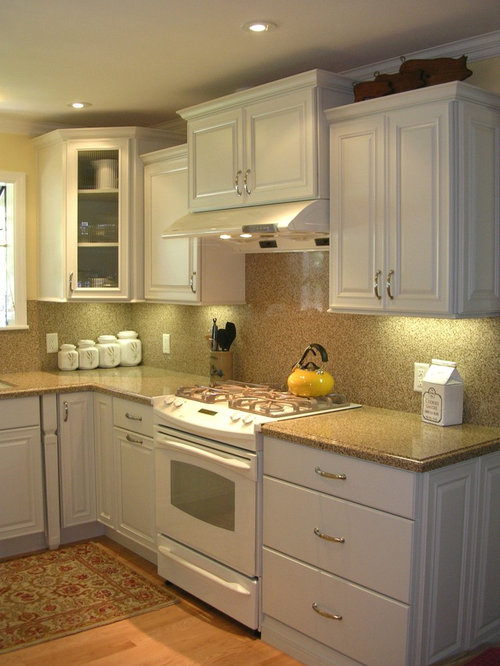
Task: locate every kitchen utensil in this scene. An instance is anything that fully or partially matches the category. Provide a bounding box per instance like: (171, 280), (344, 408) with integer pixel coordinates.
(287, 343), (334, 397)
(210, 318), (218, 351)
(216, 328), (230, 351)
(225, 322), (236, 350)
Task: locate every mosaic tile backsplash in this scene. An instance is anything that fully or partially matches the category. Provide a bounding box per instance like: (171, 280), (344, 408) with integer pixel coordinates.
(1, 252), (498, 426)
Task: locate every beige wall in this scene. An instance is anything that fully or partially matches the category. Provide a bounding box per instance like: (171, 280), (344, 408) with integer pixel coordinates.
(0, 54), (499, 427)
(0, 133), (37, 299)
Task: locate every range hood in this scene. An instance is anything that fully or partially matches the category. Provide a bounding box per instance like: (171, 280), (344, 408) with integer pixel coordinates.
(162, 199), (330, 253)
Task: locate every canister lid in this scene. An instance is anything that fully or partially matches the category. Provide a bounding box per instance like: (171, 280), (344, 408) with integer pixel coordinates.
(117, 330), (138, 339)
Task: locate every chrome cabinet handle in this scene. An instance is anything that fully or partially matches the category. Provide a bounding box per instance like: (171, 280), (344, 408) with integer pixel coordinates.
(314, 527), (345, 543)
(373, 270), (382, 300)
(315, 466), (347, 481)
(234, 170), (243, 196)
(243, 168), (252, 195)
(126, 433), (143, 445)
(312, 602), (342, 621)
(125, 412), (142, 422)
(189, 271), (197, 293)
(63, 401), (69, 422)
(386, 269), (394, 300)
(69, 272), (74, 293)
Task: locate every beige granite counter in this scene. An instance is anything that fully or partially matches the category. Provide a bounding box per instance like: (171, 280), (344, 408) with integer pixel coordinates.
(2, 369), (498, 472)
(261, 405), (500, 472)
(0, 366), (209, 404)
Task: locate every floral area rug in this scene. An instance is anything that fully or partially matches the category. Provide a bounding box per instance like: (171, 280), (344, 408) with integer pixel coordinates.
(0, 540), (178, 654)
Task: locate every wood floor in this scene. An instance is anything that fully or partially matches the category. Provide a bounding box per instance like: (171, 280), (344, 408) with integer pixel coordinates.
(0, 536), (302, 666)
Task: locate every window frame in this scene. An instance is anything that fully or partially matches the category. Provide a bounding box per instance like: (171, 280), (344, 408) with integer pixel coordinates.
(0, 170), (27, 330)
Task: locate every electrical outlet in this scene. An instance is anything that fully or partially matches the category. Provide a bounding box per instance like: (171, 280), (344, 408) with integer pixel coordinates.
(414, 362), (430, 392)
(162, 333), (171, 354)
(46, 332), (59, 353)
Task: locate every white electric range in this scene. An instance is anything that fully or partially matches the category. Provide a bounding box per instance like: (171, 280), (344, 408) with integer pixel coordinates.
(153, 381), (360, 630)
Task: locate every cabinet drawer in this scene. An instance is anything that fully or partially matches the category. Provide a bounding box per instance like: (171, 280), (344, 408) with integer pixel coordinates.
(263, 476), (413, 602)
(263, 547), (409, 666)
(113, 398), (153, 437)
(0, 396), (39, 429)
(264, 436), (415, 518)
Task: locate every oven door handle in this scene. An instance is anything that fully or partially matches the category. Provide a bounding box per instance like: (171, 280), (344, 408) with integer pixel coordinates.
(159, 545), (251, 596)
(155, 436), (252, 472)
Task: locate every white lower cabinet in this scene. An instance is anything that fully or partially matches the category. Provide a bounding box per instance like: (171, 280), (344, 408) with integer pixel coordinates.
(261, 437), (500, 666)
(94, 394), (155, 557)
(0, 397), (44, 543)
(58, 392), (96, 528)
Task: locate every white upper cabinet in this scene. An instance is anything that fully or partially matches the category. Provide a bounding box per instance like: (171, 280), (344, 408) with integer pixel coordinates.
(34, 127), (180, 302)
(327, 82), (500, 317)
(142, 145), (245, 304)
(179, 70), (353, 211)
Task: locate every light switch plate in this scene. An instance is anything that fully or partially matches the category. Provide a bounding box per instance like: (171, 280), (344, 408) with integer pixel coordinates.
(162, 333), (171, 354)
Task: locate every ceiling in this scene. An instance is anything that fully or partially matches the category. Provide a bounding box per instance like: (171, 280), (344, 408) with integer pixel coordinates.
(2, 0), (500, 130)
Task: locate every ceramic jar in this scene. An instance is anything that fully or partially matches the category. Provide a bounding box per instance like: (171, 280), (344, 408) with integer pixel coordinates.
(77, 339), (99, 370)
(117, 330), (142, 366)
(96, 335), (121, 368)
(58, 344), (79, 371)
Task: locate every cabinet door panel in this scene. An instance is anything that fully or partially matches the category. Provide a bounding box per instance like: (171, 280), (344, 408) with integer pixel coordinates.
(144, 152), (199, 302)
(189, 110), (243, 209)
(387, 104), (451, 313)
(0, 427), (44, 539)
(94, 393), (114, 527)
(459, 103), (500, 314)
(246, 90), (314, 203)
(58, 393), (96, 527)
(329, 117), (385, 311)
(114, 429), (155, 547)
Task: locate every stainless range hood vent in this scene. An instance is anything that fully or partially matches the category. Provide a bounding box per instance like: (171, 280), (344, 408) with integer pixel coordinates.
(162, 199), (330, 253)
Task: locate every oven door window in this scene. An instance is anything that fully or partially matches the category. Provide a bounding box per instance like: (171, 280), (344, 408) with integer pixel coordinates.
(171, 461), (235, 531)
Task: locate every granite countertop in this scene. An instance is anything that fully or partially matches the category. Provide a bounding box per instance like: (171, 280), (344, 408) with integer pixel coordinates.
(261, 405), (500, 472)
(0, 366), (209, 404)
(1, 368), (499, 472)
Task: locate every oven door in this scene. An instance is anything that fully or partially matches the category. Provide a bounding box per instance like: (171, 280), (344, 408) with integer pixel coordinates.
(154, 425), (258, 577)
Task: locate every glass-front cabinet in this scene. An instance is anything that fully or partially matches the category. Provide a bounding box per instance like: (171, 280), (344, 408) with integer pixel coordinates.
(70, 142), (125, 296)
(34, 128), (180, 301)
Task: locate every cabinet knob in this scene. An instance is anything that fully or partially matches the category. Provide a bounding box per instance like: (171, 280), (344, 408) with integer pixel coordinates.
(63, 401), (69, 421)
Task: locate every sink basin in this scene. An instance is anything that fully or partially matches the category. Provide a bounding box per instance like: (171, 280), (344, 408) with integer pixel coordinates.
(0, 380), (15, 390)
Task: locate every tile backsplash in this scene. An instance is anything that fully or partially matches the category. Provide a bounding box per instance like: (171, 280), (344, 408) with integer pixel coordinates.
(1, 252), (498, 427)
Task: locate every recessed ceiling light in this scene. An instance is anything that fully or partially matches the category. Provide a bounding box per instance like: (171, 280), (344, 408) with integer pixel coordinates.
(242, 21), (277, 33)
(68, 102), (92, 109)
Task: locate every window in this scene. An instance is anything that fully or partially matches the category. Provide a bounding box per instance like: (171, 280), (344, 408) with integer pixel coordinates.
(0, 171), (27, 329)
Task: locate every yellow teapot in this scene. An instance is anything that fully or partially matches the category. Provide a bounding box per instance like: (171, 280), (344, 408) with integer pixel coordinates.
(287, 343), (334, 397)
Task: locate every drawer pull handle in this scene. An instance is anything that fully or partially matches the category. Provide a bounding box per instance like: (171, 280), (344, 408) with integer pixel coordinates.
(125, 412), (142, 421)
(126, 433), (143, 445)
(312, 602), (342, 621)
(314, 527), (345, 543)
(315, 466), (346, 481)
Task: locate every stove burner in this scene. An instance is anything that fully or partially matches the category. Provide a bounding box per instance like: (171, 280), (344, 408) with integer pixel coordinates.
(176, 382), (349, 417)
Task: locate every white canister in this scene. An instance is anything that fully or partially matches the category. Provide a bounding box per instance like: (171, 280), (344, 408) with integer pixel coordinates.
(58, 344), (79, 371)
(96, 335), (121, 368)
(92, 159), (118, 189)
(77, 339), (99, 370)
(117, 330), (142, 366)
